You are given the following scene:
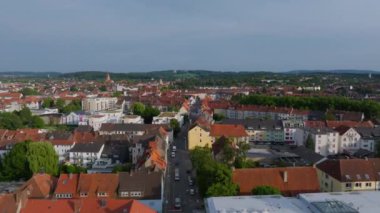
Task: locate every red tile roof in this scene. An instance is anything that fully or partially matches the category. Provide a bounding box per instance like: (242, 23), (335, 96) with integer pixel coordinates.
(18, 173), (56, 199)
(232, 167), (320, 196)
(54, 174), (79, 196)
(77, 174), (119, 197)
(21, 198), (157, 213)
(210, 124), (248, 137)
(0, 194), (17, 213)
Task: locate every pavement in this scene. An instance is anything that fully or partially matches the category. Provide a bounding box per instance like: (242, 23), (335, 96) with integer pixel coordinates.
(164, 100), (204, 213)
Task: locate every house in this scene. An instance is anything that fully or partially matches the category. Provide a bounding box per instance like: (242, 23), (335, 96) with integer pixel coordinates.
(282, 119), (304, 145)
(210, 124), (248, 144)
(327, 110), (365, 121)
(187, 117), (213, 150)
(118, 170), (163, 212)
(354, 127), (380, 152)
(152, 112), (184, 126)
(46, 131), (76, 162)
(122, 115), (144, 124)
(77, 173), (119, 198)
(232, 167), (320, 196)
(17, 173), (56, 199)
(54, 173), (79, 199)
(305, 128), (340, 156)
(60, 111), (89, 125)
(20, 198), (157, 213)
(316, 159), (379, 192)
(69, 142), (105, 167)
(82, 97), (118, 112)
(87, 115), (108, 131)
(335, 126), (362, 153)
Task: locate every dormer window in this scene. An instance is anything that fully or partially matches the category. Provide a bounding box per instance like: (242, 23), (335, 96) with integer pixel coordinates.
(80, 192), (88, 197)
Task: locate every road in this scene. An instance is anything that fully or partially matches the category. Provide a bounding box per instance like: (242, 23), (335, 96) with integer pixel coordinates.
(164, 100), (204, 213)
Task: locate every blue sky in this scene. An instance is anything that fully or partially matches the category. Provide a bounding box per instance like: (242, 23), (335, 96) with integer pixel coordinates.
(1, 0), (379, 72)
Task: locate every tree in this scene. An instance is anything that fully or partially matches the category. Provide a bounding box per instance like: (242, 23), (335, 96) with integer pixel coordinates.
(0, 141), (59, 181)
(20, 88), (39, 96)
(30, 116), (45, 128)
(55, 99), (65, 110)
(42, 97), (54, 108)
(69, 86), (78, 92)
(170, 119), (180, 137)
(206, 182), (239, 197)
(213, 113), (225, 122)
(0, 142), (31, 181)
(99, 85), (107, 92)
(112, 91), (123, 97)
(142, 105), (160, 124)
(132, 102), (145, 116)
(251, 185), (281, 195)
(305, 134), (315, 150)
(325, 111), (336, 120)
(112, 163), (132, 173)
(0, 112), (23, 130)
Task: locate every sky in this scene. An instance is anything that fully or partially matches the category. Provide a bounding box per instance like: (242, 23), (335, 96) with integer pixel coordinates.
(1, 0), (380, 72)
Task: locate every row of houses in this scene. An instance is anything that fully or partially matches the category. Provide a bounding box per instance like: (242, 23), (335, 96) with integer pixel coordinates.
(188, 117), (380, 157)
(0, 172), (160, 213)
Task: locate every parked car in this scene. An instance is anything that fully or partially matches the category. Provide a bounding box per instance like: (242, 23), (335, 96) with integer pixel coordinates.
(171, 151), (176, 158)
(189, 188), (195, 195)
(188, 176), (194, 186)
(174, 197), (181, 209)
(172, 145), (177, 152)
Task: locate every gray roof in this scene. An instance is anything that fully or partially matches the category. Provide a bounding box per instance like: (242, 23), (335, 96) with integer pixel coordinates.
(354, 127), (380, 138)
(271, 145), (325, 166)
(99, 123), (169, 132)
(69, 142), (104, 153)
(118, 170), (162, 199)
(220, 119), (283, 130)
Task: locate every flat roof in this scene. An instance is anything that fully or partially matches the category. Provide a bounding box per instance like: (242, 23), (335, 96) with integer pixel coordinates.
(205, 195), (310, 213)
(299, 191), (380, 213)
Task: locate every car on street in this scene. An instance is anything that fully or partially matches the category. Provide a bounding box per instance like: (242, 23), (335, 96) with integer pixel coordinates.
(172, 145), (177, 152)
(174, 197), (181, 209)
(189, 188), (195, 195)
(171, 151), (175, 158)
(175, 168), (180, 181)
(188, 176), (194, 186)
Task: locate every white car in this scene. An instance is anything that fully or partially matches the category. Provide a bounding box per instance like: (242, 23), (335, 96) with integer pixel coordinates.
(174, 198), (181, 209)
(171, 151), (175, 158)
(172, 145), (177, 152)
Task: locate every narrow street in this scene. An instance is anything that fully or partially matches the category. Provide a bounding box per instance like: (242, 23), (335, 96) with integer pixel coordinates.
(164, 99), (204, 213)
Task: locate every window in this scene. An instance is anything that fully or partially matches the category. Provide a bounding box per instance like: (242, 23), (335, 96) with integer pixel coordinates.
(121, 192), (129, 197)
(355, 183), (362, 187)
(80, 193), (88, 197)
(345, 183), (352, 188)
(366, 183), (372, 187)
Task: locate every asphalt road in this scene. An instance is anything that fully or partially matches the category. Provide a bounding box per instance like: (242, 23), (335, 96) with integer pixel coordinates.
(164, 100), (204, 213)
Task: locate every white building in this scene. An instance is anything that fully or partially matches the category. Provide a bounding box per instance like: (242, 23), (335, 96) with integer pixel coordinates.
(122, 115), (144, 124)
(51, 141), (76, 162)
(68, 142), (104, 167)
(305, 128), (340, 156)
(82, 97), (118, 112)
(152, 112), (184, 126)
(336, 126), (362, 153)
(60, 111), (89, 125)
(87, 115), (108, 131)
(95, 109), (124, 123)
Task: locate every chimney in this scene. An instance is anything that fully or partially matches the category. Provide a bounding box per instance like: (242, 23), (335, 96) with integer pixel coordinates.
(283, 171), (288, 183)
(74, 199), (82, 213)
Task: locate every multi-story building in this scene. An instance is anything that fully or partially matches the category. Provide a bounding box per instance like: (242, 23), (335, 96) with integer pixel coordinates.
(306, 128), (340, 156)
(152, 112), (184, 126)
(82, 97), (118, 112)
(68, 142), (105, 167)
(187, 117), (213, 150)
(316, 159), (380, 192)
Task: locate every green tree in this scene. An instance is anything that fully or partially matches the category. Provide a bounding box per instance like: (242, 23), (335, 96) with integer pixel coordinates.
(99, 85), (107, 92)
(0, 142), (31, 181)
(26, 142), (59, 176)
(30, 116), (45, 128)
(42, 97), (54, 108)
(0, 112), (23, 130)
(132, 102), (145, 115)
(251, 185), (281, 195)
(55, 99), (65, 110)
(20, 88), (39, 96)
(305, 134), (315, 150)
(206, 182), (239, 197)
(213, 113), (225, 121)
(69, 86), (78, 92)
(170, 119), (181, 137)
(142, 105), (160, 124)
(112, 91), (123, 97)
(61, 100), (82, 113)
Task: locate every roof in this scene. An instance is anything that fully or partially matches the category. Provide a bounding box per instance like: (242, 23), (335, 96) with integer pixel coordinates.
(69, 142), (104, 153)
(118, 170), (162, 199)
(232, 167), (320, 196)
(221, 119), (283, 130)
(210, 124), (248, 137)
(316, 159), (377, 182)
(18, 173), (56, 199)
(77, 174), (119, 197)
(54, 174), (79, 196)
(0, 194), (17, 213)
(20, 198), (157, 213)
(205, 195), (310, 213)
